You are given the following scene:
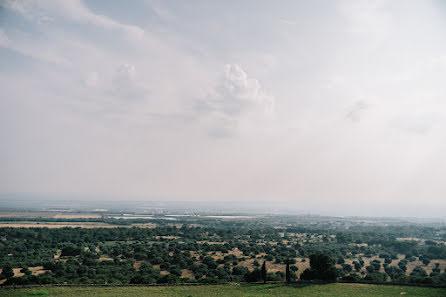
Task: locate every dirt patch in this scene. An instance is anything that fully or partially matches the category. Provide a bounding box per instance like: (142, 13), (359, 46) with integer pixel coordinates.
(293, 258), (311, 276)
(0, 223), (112, 228)
(396, 237), (423, 242)
(133, 261), (143, 271)
(227, 248), (243, 257)
(0, 212), (102, 219)
(204, 248), (244, 261)
(237, 258), (257, 272)
(10, 266), (47, 278)
(0, 212), (55, 218)
(404, 258), (446, 275)
(350, 254), (442, 276)
(197, 241), (227, 245)
(405, 260), (424, 275)
(29, 266), (47, 275)
(13, 268), (24, 277)
(181, 269), (195, 279)
(189, 251), (201, 260)
(155, 236), (180, 240)
(426, 260), (446, 274)
(54, 249), (61, 259)
(99, 255), (114, 262)
(130, 223), (157, 228)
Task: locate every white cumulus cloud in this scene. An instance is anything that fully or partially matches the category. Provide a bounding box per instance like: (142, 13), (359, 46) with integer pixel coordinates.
(195, 64), (275, 137)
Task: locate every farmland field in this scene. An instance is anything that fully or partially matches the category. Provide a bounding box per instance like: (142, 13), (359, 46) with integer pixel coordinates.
(1, 283), (446, 297)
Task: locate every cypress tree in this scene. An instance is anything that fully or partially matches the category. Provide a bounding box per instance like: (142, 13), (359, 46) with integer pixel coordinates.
(261, 261), (267, 284)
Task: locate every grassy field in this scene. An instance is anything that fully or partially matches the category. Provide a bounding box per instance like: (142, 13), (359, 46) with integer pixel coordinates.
(1, 283), (445, 297)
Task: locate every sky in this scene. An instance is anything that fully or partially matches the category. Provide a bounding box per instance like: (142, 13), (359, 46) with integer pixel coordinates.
(1, 0), (446, 217)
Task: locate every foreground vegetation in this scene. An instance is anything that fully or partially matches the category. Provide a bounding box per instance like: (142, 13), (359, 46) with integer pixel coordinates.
(1, 215), (446, 286)
(1, 283), (446, 297)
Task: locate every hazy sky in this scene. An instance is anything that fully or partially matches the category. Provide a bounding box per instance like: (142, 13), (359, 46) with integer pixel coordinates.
(1, 1), (446, 215)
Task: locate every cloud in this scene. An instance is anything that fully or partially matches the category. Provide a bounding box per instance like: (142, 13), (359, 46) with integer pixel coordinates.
(279, 18), (296, 25)
(84, 72), (99, 88)
(214, 64), (274, 116)
(0, 0), (146, 67)
(56, 1), (144, 39)
(0, 1), (211, 127)
(2, 0), (144, 39)
(1, 0), (35, 20)
(2, 1), (446, 214)
(195, 64), (275, 137)
(0, 29), (10, 47)
(345, 100), (370, 122)
(78, 63), (150, 118)
(110, 64), (147, 101)
(115, 63), (136, 82)
(390, 114), (436, 135)
(1, 0), (54, 24)
(0, 28), (70, 64)
(337, 0), (392, 41)
(150, 3), (176, 21)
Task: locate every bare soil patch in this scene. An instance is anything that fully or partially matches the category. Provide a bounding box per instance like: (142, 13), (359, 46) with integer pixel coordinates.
(99, 255), (114, 262)
(197, 241), (227, 244)
(181, 269), (195, 279)
(155, 236), (180, 240)
(29, 266), (47, 275)
(54, 249), (61, 259)
(12, 268), (24, 277)
(133, 261), (143, 271)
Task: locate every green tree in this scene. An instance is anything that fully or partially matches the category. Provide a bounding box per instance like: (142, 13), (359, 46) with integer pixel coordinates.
(1, 265), (14, 279)
(364, 272), (387, 282)
(342, 263), (352, 273)
(261, 261), (267, 284)
(232, 266), (248, 276)
(300, 252), (338, 281)
(244, 269), (262, 282)
(61, 245), (81, 257)
(285, 261), (291, 284)
(20, 266), (32, 276)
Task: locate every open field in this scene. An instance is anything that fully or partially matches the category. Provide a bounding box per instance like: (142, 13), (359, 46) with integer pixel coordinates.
(0, 222), (157, 228)
(0, 212), (102, 219)
(1, 283), (445, 297)
(0, 223), (116, 228)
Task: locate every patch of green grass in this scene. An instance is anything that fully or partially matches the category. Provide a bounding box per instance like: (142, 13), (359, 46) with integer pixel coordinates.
(0, 283), (445, 297)
(24, 289), (48, 296)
